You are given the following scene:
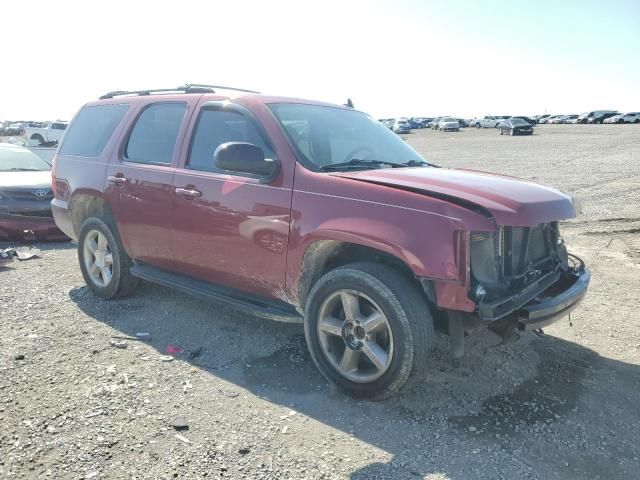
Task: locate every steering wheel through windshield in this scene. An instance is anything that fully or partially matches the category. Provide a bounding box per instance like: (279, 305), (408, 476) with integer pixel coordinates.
(342, 146), (375, 163)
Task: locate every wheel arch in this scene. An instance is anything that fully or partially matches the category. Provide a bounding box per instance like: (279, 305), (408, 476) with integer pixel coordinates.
(296, 239), (433, 310)
(69, 191), (114, 237)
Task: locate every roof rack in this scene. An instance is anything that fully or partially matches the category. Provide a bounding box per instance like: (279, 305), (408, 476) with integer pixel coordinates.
(99, 84), (260, 100)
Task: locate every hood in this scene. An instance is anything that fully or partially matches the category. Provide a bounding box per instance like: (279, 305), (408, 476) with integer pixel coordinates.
(334, 167), (575, 226)
(0, 171), (52, 189)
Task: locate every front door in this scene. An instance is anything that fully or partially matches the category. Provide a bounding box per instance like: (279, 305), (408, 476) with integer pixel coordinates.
(170, 104), (293, 298)
(106, 99), (193, 269)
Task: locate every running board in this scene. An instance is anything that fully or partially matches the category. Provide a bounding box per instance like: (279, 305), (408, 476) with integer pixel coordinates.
(130, 264), (302, 323)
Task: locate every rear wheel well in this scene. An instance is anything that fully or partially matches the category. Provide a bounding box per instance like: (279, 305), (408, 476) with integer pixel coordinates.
(70, 194), (113, 236)
(298, 241), (429, 307)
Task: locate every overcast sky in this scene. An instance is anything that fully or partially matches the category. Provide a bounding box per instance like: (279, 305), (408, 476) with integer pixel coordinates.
(2, 0), (639, 121)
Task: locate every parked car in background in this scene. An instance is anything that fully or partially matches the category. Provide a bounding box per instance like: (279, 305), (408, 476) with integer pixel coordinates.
(421, 117), (435, 127)
(408, 118), (423, 129)
(576, 110), (618, 124)
(2, 123), (24, 136)
(589, 112), (619, 124)
(437, 117), (460, 132)
(455, 118), (468, 128)
(474, 116), (502, 128)
(382, 119), (394, 130)
(498, 118), (534, 136)
(512, 116), (536, 126)
(51, 85), (590, 400)
(547, 115), (568, 124)
(604, 112), (640, 124)
(561, 115), (579, 124)
(24, 121), (68, 145)
(431, 117), (443, 130)
(0, 143), (68, 241)
(392, 118), (411, 134)
(533, 114), (550, 124)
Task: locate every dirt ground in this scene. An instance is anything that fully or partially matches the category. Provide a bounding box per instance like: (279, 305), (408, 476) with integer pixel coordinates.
(1, 124), (639, 479)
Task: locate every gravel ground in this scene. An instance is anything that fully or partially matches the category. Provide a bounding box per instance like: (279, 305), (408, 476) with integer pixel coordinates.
(1, 124), (639, 479)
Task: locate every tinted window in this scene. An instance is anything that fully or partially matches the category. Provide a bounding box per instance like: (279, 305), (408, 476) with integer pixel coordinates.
(188, 110), (273, 172)
(51, 123), (67, 130)
(59, 104), (129, 157)
(125, 103), (187, 164)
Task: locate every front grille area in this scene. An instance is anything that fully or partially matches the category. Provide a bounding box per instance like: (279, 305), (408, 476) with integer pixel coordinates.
(471, 223), (564, 300)
(1, 189), (53, 201)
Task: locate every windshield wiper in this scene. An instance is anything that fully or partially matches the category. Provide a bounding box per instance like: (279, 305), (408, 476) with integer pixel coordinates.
(9, 168), (41, 171)
(319, 159), (397, 171)
(395, 160), (430, 167)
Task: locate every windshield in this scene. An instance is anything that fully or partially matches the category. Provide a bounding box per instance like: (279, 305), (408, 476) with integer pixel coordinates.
(269, 104), (428, 170)
(511, 118), (529, 125)
(441, 117), (456, 122)
(0, 146), (51, 171)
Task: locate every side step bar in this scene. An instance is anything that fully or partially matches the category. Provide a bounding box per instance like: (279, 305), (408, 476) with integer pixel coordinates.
(130, 264), (302, 323)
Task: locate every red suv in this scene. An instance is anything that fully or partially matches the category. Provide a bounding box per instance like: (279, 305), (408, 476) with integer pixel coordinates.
(51, 85), (590, 399)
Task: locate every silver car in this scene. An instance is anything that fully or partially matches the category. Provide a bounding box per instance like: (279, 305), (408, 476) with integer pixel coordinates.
(437, 117), (460, 132)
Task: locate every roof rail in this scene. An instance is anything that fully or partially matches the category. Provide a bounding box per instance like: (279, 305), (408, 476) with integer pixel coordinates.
(99, 84), (260, 100)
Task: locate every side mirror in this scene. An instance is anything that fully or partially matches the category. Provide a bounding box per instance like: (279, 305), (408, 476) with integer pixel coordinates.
(213, 142), (279, 180)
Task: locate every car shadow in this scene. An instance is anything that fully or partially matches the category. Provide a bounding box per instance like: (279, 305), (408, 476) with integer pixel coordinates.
(69, 281), (640, 479)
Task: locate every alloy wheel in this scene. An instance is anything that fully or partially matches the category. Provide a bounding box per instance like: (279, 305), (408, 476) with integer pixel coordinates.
(317, 289), (394, 383)
(83, 229), (113, 287)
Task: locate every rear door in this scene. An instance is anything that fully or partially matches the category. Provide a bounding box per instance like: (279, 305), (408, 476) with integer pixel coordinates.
(105, 97), (197, 269)
(170, 100), (294, 298)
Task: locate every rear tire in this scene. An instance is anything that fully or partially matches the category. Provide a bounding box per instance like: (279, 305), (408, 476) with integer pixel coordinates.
(304, 262), (434, 400)
(78, 216), (140, 299)
(31, 134), (44, 145)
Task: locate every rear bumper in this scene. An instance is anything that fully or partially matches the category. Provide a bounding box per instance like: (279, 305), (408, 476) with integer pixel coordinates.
(478, 266), (590, 329)
(0, 212), (69, 242)
(51, 198), (76, 241)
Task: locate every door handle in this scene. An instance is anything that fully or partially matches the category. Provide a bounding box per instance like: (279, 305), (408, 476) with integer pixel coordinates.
(176, 187), (202, 198)
(108, 175), (127, 185)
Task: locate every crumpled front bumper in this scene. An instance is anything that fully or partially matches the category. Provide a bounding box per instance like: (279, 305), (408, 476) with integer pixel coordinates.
(516, 268), (590, 330)
(0, 213), (69, 242)
(478, 265), (590, 330)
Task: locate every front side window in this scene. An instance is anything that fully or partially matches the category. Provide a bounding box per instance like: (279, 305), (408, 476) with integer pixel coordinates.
(187, 109), (273, 173)
(51, 123), (67, 130)
(125, 103), (187, 164)
(59, 104), (129, 157)
(268, 103), (427, 171)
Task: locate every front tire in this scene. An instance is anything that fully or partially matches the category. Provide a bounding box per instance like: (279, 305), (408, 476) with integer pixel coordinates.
(78, 216), (140, 299)
(304, 262), (434, 400)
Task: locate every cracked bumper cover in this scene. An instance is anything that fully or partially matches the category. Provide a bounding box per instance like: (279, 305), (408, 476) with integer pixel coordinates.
(478, 267), (591, 331)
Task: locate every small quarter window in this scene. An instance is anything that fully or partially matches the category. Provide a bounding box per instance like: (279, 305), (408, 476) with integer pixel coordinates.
(187, 110), (272, 173)
(125, 103), (187, 164)
(59, 104), (129, 157)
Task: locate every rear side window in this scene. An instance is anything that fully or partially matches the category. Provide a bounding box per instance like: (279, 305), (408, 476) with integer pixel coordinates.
(125, 103), (187, 165)
(59, 104), (129, 157)
(187, 110), (273, 173)
(51, 123), (67, 130)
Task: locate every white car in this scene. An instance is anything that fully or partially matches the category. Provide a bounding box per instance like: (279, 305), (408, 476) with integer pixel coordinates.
(474, 116), (502, 128)
(24, 121), (68, 145)
(604, 112), (640, 124)
(437, 117), (460, 132)
(546, 115), (567, 124)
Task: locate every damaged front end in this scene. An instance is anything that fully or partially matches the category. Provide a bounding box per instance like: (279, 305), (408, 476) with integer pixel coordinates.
(0, 189), (68, 242)
(469, 223), (590, 332)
